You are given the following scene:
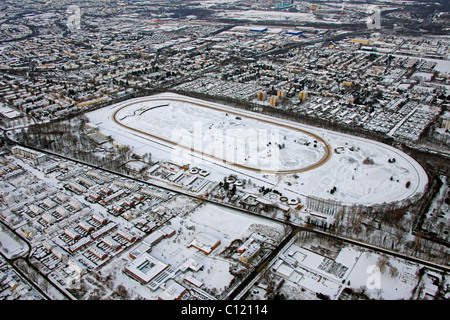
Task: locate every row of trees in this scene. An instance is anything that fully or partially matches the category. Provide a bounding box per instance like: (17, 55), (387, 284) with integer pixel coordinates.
(16, 116), (132, 174)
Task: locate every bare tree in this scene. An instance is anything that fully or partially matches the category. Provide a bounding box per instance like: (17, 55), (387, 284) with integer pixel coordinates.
(389, 265), (399, 278)
(376, 253), (389, 273)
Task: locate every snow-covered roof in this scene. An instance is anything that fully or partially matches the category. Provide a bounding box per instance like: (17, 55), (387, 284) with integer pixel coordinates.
(188, 232), (221, 255)
(158, 281), (186, 300)
(275, 263), (294, 278)
(125, 252), (168, 284)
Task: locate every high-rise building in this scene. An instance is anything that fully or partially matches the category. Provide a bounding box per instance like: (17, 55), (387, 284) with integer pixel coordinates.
(299, 91), (307, 102)
(270, 96), (278, 107)
(257, 91), (266, 101)
(277, 90), (284, 100)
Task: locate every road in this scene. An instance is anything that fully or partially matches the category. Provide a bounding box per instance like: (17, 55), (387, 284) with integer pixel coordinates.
(0, 220), (52, 299)
(0, 251), (53, 300)
(227, 226), (301, 300)
(0, 214), (75, 300)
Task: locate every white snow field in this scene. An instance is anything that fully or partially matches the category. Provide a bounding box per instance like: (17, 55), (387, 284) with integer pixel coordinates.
(86, 93), (428, 206)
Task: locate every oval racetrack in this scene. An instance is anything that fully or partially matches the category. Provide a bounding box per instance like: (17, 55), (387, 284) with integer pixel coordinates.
(112, 96), (332, 174)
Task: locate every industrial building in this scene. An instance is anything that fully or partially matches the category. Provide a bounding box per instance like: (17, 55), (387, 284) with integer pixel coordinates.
(249, 26), (268, 33)
(286, 30), (303, 36)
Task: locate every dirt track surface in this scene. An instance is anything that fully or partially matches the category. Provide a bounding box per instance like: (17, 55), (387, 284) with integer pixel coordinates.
(112, 97), (332, 174)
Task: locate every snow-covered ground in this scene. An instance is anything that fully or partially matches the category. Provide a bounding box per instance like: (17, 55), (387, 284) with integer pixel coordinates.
(113, 97), (327, 173)
(294, 130), (427, 205)
(151, 204), (285, 292)
(342, 249), (421, 300)
(86, 93), (428, 207)
(251, 234), (444, 300)
(194, 0), (242, 7)
(99, 202), (287, 299)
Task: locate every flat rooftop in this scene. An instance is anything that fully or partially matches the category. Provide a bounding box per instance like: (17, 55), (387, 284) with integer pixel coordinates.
(125, 252), (168, 284)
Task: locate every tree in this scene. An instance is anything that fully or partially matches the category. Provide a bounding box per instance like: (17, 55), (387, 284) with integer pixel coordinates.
(376, 253), (389, 273)
(316, 292), (330, 300)
(413, 231), (423, 256)
(230, 184), (237, 196)
(389, 265), (399, 278)
(115, 284), (129, 298)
